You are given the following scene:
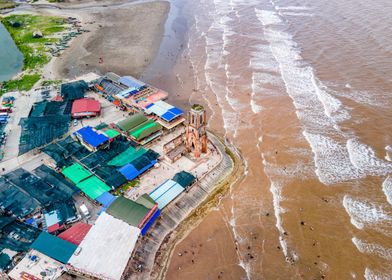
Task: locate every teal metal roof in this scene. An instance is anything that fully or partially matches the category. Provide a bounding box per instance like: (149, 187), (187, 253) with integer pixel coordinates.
(30, 232), (77, 263)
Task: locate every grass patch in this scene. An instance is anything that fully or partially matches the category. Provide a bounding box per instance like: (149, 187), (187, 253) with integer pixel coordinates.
(1, 14), (66, 70)
(1, 74), (41, 93)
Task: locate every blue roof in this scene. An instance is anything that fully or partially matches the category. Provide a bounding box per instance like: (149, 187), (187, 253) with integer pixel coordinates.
(118, 76), (145, 89)
(141, 209), (160, 236)
(75, 126), (109, 148)
(119, 164), (139, 181)
(31, 232), (77, 263)
(149, 179), (184, 209)
(96, 192), (116, 208)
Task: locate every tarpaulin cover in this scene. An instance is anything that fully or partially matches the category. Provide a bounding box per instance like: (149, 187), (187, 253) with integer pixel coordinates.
(31, 232), (77, 264)
(62, 163), (92, 184)
(61, 80), (88, 100)
(76, 176), (111, 200)
(118, 164), (139, 181)
(96, 192), (116, 208)
(135, 194), (156, 209)
(108, 146), (147, 167)
(106, 197), (150, 227)
(172, 171), (196, 188)
(104, 129), (120, 139)
(141, 208), (160, 236)
(58, 222), (92, 246)
(75, 126), (109, 148)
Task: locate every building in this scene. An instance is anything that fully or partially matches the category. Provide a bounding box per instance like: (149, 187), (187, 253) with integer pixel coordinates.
(71, 98), (101, 118)
(145, 100), (185, 129)
(185, 104), (208, 158)
(73, 126), (109, 151)
(68, 212), (140, 280)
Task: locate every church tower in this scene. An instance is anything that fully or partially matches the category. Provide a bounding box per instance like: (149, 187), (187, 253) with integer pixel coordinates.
(185, 104), (208, 158)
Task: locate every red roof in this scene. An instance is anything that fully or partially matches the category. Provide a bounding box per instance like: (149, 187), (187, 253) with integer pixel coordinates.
(48, 223), (64, 233)
(52, 95), (63, 102)
(58, 222), (92, 245)
(71, 98), (101, 114)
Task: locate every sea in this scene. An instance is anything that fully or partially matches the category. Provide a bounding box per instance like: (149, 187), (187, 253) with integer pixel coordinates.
(0, 22), (23, 82)
(142, 0), (392, 279)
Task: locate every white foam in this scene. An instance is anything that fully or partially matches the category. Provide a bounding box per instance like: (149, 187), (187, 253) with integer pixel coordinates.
(364, 268), (392, 280)
(347, 139), (392, 176)
(385, 145), (392, 162)
(250, 100), (262, 114)
(256, 9), (283, 26)
(343, 195), (392, 233)
(276, 5), (312, 11)
(352, 237), (392, 261)
(280, 12), (314, 17)
(303, 131), (363, 184)
(382, 177), (392, 206)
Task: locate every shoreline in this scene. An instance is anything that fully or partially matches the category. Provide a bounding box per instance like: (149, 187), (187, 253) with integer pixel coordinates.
(155, 136), (245, 280)
(125, 132), (246, 279)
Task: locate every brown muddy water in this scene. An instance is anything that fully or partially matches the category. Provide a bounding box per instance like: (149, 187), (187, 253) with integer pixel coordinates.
(142, 0), (392, 279)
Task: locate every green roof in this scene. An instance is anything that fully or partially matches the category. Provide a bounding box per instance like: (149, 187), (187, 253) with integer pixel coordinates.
(129, 119), (162, 141)
(31, 232), (77, 263)
(106, 197), (150, 227)
(76, 176), (111, 200)
(135, 194), (156, 209)
(117, 113), (147, 132)
(108, 146), (147, 167)
(62, 163), (92, 184)
(104, 129), (120, 139)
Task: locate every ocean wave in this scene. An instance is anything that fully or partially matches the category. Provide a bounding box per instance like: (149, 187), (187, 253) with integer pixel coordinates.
(352, 237), (392, 261)
(364, 268), (392, 280)
(382, 177), (392, 206)
(343, 196), (392, 235)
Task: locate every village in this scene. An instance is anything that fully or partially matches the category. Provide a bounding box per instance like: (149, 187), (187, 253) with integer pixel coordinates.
(0, 72), (235, 280)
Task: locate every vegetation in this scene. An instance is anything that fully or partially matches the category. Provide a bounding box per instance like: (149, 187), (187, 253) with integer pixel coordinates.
(1, 74), (41, 93)
(1, 14), (66, 70)
(114, 179), (140, 196)
(191, 104), (204, 111)
(41, 79), (62, 87)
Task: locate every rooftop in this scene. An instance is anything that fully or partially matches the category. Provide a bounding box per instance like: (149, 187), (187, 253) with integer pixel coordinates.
(71, 98), (101, 114)
(69, 212), (140, 280)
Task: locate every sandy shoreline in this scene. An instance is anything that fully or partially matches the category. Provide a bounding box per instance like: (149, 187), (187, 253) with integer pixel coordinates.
(10, 0), (170, 81)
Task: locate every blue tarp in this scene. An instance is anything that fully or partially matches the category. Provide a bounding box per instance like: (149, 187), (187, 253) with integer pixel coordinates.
(118, 76), (145, 89)
(141, 208), (160, 236)
(119, 164), (139, 181)
(96, 192), (116, 208)
(75, 126), (109, 148)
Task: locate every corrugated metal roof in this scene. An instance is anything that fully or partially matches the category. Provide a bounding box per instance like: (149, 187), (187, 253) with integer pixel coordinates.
(150, 179), (185, 209)
(104, 129), (120, 139)
(135, 194), (156, 209)
(106, 197), (150, 227)
(30, 232), (77, 264)
(71, 98), (101, 114)
(118, 76), (145, 89)
(145, 100), (183, 122)
(116, 113), (147, 132)
(58, 222), (92, 246)
(69, 212), (140, 280)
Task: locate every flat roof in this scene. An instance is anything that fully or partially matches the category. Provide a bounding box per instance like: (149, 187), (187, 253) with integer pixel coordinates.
(106, 197), (150, 227)
(69, 212), (140, 280)
(8, 250), (65, 280)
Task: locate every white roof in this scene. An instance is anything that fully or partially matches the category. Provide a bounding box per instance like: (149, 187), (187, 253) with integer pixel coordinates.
(8, 250), (65, 280)
(145, 100), (174, 117)
(69, 212), (140, 280)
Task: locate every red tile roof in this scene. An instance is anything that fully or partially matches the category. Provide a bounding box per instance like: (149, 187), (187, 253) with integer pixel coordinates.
(71, 98), (101, 114)
(58, 222), (92, 245)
